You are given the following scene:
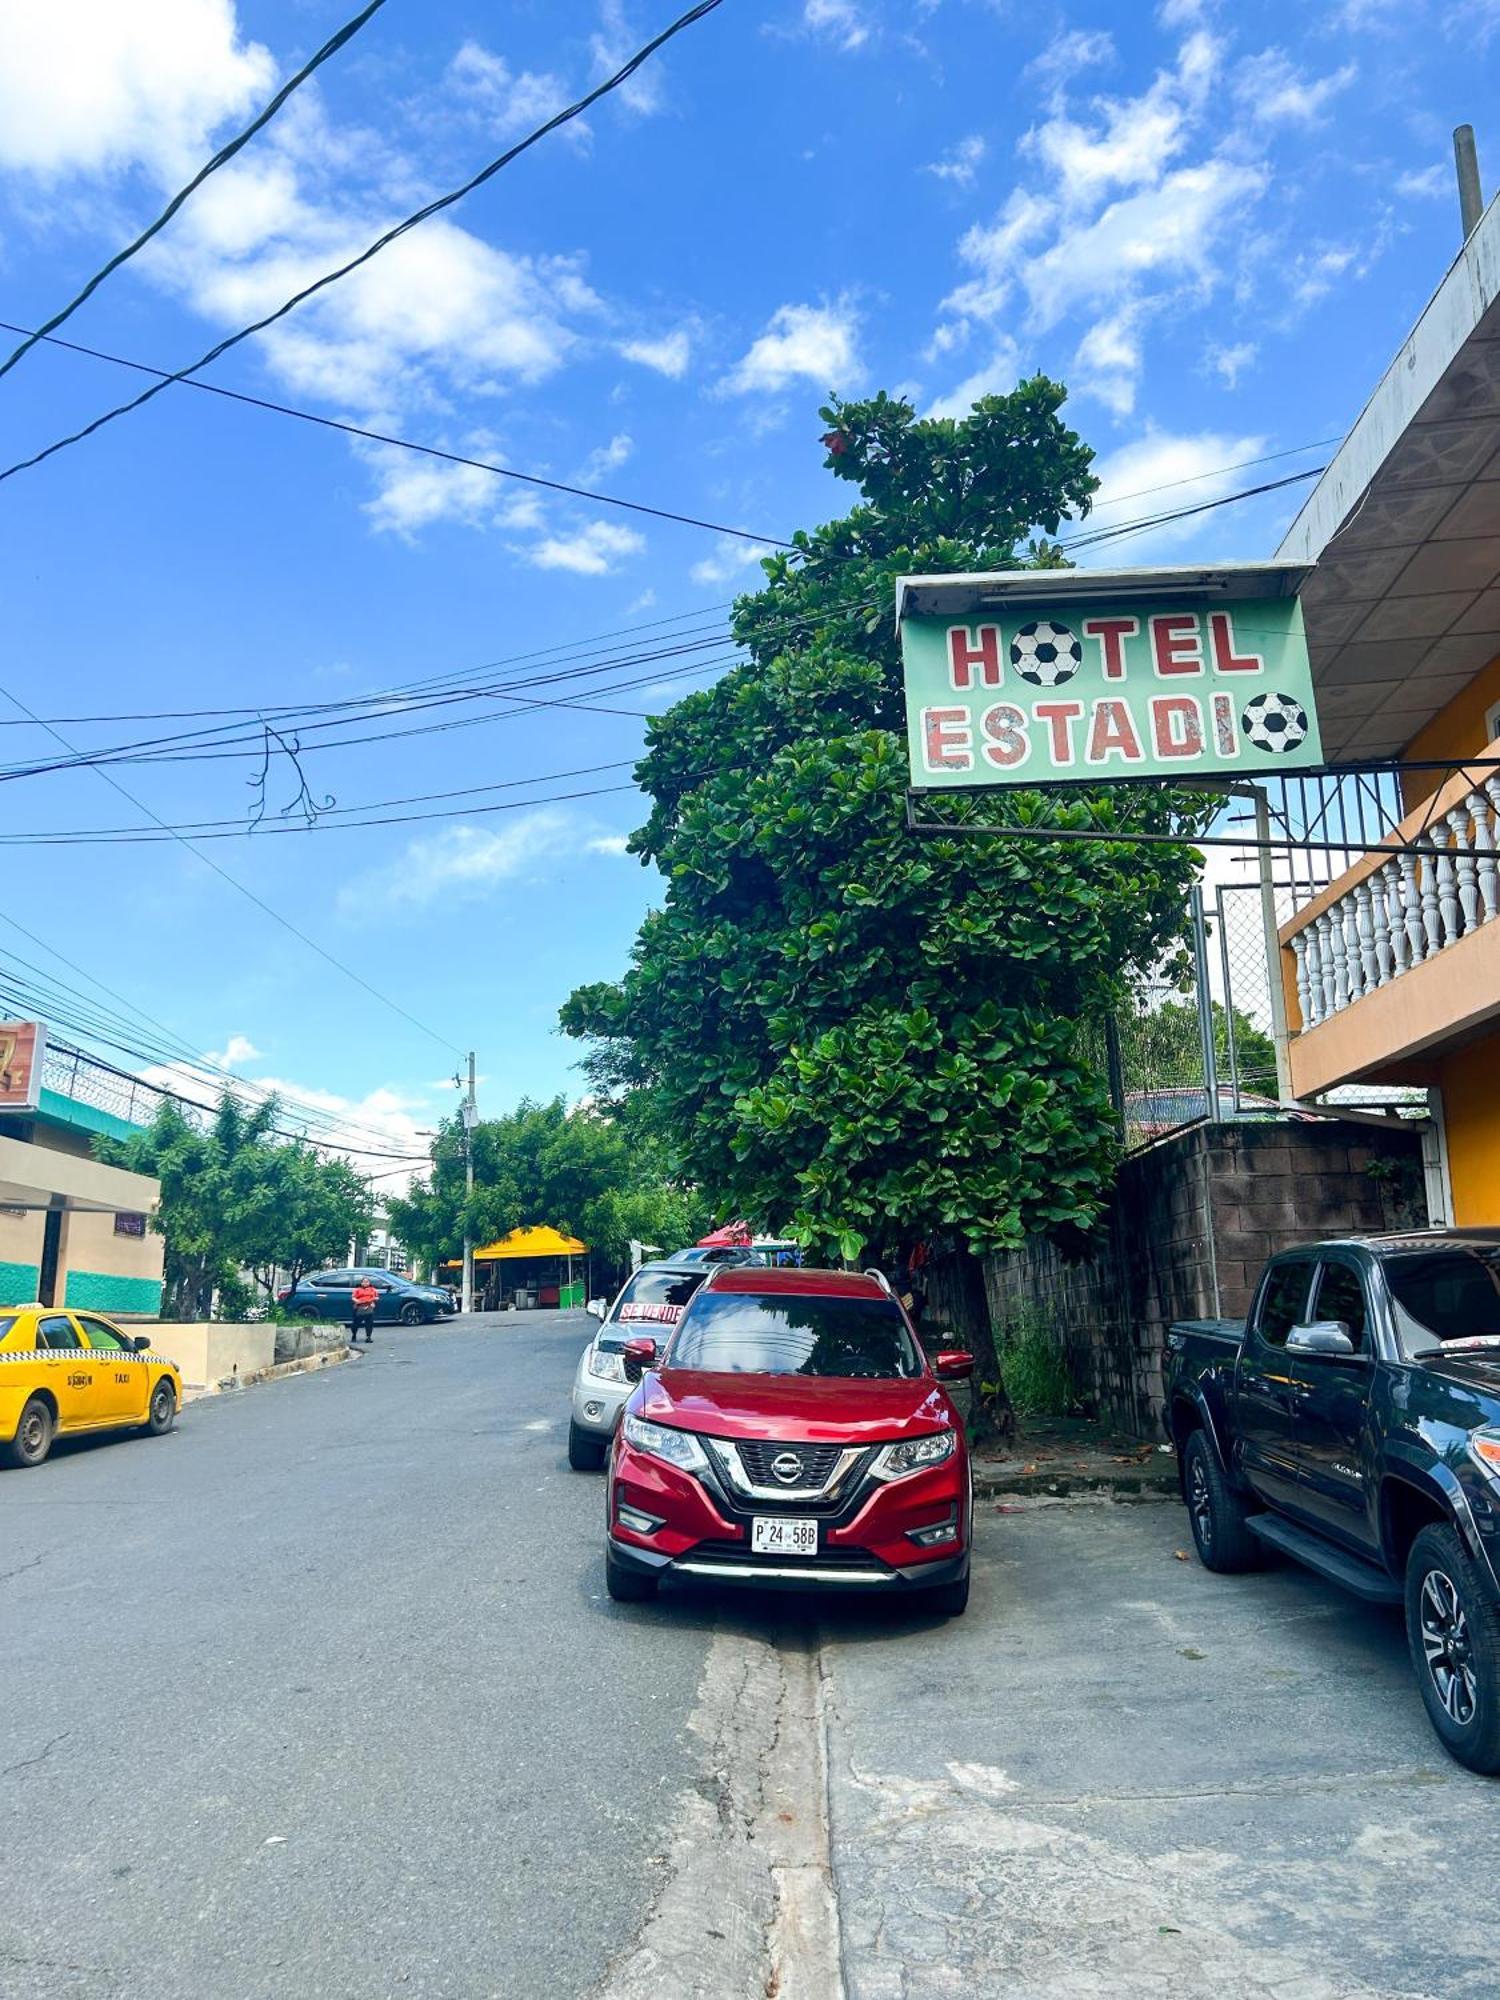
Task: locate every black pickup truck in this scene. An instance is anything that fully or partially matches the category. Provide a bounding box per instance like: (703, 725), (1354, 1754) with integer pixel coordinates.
(1167, 1230), (1500, 1773)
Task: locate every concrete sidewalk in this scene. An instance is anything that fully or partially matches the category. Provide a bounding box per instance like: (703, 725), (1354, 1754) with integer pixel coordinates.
(819, 1504), (1500, 1999)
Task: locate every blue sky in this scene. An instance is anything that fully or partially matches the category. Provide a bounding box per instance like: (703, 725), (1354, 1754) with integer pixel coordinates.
(0, 0), (1492, 1169)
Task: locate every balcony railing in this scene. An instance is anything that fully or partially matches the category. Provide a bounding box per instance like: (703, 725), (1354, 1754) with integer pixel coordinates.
(1281, 748), (1500, 1033)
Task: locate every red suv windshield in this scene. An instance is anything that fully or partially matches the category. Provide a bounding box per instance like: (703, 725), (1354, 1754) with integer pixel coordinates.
(667, 1291), (922, 1379)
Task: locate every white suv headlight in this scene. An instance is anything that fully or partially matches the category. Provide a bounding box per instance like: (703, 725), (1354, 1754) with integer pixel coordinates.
(870, 1430), (956, 1482)
(589, 1347), (627, 1384)
(621, 1413), (709, 1475)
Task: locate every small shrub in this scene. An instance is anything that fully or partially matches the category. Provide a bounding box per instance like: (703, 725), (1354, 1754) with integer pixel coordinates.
(997, 1305), (1075, 1418)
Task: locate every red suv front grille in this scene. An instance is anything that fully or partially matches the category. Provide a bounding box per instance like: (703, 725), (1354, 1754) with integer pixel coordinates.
(734, 1440), (845, 1487)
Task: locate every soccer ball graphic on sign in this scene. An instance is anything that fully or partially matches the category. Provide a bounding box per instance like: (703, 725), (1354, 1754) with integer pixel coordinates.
(1010, 619), (1082, 687)
(1241, 691), (1310, 755)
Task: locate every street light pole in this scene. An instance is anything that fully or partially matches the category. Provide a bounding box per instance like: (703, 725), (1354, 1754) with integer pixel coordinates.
(461, 1051), (477, 1315)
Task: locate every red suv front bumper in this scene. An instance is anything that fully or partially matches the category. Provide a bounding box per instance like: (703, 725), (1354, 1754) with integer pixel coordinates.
(607, 1429), (971, 1593)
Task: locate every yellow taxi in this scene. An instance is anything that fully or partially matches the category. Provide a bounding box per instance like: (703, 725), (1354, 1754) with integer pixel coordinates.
(0, 1306), (182, 1470)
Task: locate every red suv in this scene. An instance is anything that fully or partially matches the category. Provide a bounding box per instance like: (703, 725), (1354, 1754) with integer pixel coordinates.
(604, 1265), (974, 1614)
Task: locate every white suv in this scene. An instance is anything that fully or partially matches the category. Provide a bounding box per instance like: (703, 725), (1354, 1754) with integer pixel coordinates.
(567, 1261), (707, 1469)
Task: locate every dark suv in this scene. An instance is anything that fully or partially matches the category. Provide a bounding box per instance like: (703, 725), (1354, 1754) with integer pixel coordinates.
(280, 1269), (456, 1325)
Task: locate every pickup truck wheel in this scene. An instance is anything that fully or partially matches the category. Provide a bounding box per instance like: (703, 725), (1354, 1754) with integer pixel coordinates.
(2, 1394), (54, 1469)
(1405, 1523), (1500, 1774)
(1183, 1430), (1261, 1574)
(568, 1420), (607, 1471)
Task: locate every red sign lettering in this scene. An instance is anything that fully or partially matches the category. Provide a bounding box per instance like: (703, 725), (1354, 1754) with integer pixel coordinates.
(923, 707), (973, 772)
(1088, 698), (1144, 765)
(1208, 610), (1262, 674)
(1150, 614), (1203, 677)
(1034, 700), (1084, 765)
(1082, 616), (1139, 682)
(947, 625), (1003, 690)
(981, 703), (1029, 769)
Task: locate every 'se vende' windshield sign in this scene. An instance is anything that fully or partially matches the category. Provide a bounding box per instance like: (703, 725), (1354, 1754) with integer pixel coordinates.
(901, 596), (1321, 789)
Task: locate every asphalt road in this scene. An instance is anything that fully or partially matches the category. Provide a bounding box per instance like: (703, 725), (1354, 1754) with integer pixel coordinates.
(0, 1312), (717, 2000)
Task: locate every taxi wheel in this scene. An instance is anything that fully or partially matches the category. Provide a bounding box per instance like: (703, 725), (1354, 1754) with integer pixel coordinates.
(143, 1379), (177, 1436)
(3, 1395), (54, 1469)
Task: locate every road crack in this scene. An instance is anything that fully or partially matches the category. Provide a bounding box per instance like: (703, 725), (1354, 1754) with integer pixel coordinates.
(3, 1729), (71, 1778)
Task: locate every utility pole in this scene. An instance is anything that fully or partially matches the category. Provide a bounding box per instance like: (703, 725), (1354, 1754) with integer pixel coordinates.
(461, 1051), (477, 1315)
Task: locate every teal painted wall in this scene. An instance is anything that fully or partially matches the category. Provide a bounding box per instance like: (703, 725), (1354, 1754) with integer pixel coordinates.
(0, 1260), (41, 1304)
(64, 1270), (165, 1316)
(36, 1088), (145, 1146)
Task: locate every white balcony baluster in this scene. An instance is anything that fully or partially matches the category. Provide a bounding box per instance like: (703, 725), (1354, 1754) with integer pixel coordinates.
(1303, 922), (1324, 1025)
(1420, 840), (1444, 957)
(1434, 828), (1460, 947)
(1477, 784), (1500, 924)
(1371, 868), (1395, 985)
(1355, 879), (1380, 992)
(1382, 861), (1408, 978)
(1329, 905), (1351, 1007)
(1399, 852), (1426, 965)
(1343, 892), (1365, 1002)
(1291, 930), (1313, 1030)
(1449, 805), (1479, 933)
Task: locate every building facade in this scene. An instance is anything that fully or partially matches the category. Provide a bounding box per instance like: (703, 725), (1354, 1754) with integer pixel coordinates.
(1275, 189), (1500, 1223)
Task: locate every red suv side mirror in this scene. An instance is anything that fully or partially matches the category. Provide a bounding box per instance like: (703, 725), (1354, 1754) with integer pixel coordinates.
(933, 1349), (974, 1380)
(621, 1336), (658, 1382)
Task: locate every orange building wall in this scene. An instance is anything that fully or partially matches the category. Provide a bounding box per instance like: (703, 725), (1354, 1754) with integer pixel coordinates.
(1400, 652), (1500, 811)
(1435, 1028), (1500, 1225)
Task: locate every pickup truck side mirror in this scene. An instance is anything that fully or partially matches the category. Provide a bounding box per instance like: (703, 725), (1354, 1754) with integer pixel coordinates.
(1287, 1320), (1358, 1358)
(621, 1336), (658, 1382)
(586, 1298), (606, 1321)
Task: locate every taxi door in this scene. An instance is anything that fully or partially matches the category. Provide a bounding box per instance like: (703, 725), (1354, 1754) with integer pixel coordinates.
(75, 1314), (149, 1424)
(34, 1313), (100, 1430)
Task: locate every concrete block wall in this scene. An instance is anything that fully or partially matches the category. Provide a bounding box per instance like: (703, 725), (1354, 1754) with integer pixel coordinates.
(984, 1117), (1424, 1439)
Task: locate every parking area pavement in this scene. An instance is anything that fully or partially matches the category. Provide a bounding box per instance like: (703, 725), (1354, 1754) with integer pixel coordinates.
(820, 1500), (1500, 2000)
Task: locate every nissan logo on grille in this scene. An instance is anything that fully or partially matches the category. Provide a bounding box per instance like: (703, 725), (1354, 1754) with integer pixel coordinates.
(771, 1451), (804, 1485)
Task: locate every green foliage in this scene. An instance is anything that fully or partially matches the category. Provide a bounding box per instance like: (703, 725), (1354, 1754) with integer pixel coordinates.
(561, 383), (1214, 1263)
(384, 1094), (710, 1283)
(96, 1092), (375, 1319)
(1116, 997), (1280, 1097)
(996, 1305), (1076, 1418)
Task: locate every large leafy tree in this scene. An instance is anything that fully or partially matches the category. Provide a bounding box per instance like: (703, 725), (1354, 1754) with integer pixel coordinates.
(561, 385), (1211, 1283)
(97, 1093), (374, 1318)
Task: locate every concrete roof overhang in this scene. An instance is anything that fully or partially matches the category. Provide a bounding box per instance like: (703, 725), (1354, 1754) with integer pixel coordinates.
(1277, 192), (1500, 764)
(0, 1135), (158, 1215)
(894, 561), (1308, 625)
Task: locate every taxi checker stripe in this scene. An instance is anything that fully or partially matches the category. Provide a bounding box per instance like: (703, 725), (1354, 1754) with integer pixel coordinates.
(0, 1349), (173, 1365)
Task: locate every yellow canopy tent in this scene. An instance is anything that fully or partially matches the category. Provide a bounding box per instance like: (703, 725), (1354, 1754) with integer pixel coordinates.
(470, 1225), (589, 1309)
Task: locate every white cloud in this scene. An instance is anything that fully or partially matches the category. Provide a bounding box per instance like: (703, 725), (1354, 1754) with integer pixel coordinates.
(802, 0), (871, 50)
(342, 810), (581, 913)
(577, 433), (634, 483)
(1288, 241), (1359, 308)
(1397, 162), (1449, 200)
(625, 587), (657, 613)
(205, 1033), (263, 1069)
(592, 0), (670, 114)
(619, 327), (693, 377)
(0, 0), (274, 179)
(926, 339), (1020, 421)
(363, 455), (499, 538)
(1206, 339), (1257, 387)
(1234, 49), (1356, 124)
(1085, 428), (1267, 556)
(446, 41), (588, 147)
(523, 519), (645, 574)
(587, 834), (631, 856)
(1021, 34), (1219, 212)
(924, 136), (986, 187)
(1073, 308), (1146, 415)
(690, 536), (772, 586)
(1025, 28), (1115, 91)
(721, 300), (862, 395)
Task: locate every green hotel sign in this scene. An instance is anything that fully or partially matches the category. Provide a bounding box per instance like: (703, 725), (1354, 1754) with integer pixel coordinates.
(901, 593), (1322, 789)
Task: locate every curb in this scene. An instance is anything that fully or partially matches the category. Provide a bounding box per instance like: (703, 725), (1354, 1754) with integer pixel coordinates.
(184, 1346), (352, 1401)
(973, 1464), (1179, 1504)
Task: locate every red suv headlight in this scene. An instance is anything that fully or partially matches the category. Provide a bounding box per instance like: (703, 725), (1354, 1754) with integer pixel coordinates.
(870, 1430), (957, 1482)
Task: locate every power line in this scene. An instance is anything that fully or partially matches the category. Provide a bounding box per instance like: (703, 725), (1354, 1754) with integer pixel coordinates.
(0, 679), (463, 1056)
(0, 0), (390, 384)
(1056, 466), (1324, 550)
(0, 0), (728, 490)
(0, 319), (792, 550)
(1085, 439), (1341, 515)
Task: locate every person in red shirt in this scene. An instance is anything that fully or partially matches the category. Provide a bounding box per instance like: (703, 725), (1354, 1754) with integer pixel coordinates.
(349, 1276), (380, 1346)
